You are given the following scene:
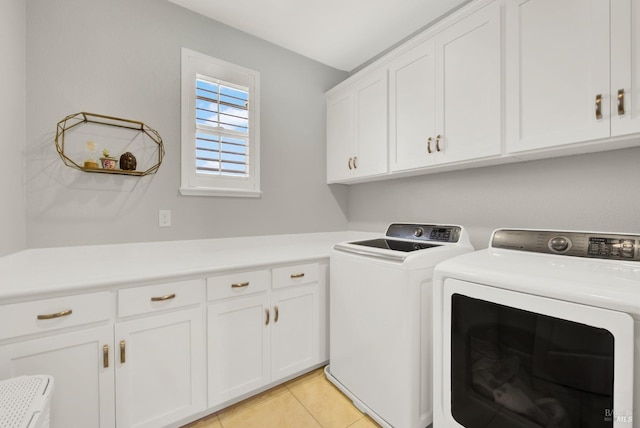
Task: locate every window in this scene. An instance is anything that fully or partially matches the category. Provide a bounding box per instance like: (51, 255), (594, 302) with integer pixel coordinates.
(180, 48), (260, 197)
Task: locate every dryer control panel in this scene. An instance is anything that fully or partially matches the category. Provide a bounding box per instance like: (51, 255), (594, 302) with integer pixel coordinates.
(491, 229), (640, 261)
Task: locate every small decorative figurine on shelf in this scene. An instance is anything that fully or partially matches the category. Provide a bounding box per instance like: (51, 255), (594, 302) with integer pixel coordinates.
(83, 141), (99, 169)
(100, 148), (118, 170)
(119, 151), (137, 171)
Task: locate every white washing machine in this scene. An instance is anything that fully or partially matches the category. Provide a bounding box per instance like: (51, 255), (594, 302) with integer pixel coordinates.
(326, 223), (474, 428)
(433, 229), (639, 428)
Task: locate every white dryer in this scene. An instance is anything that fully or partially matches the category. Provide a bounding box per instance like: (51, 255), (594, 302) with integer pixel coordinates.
(326, 223), (474, 428)
(433, 229), (639, 428)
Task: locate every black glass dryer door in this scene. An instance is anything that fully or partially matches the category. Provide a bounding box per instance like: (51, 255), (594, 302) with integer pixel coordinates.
(450, 294), (616, 428)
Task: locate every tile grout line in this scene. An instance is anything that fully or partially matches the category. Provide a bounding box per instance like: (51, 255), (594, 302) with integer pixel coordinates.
(285, 383), (327, 427)
(286, 371), (372, 428)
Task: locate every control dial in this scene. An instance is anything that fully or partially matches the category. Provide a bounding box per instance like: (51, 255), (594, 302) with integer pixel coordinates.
(549, 236), (571, 253)
(414, 228), (424, 237)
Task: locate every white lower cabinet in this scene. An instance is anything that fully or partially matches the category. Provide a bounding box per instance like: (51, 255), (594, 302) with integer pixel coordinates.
(0, 261), (325, 427)
(0, 325), (116, 428)
(207, 292), (271, 406)
(0, 292), (115, 428)
(115, 307), (206, 428)
(0, 281), (206, 428)
(207, 263), (321, 408)
(115, 279), (206, 428)
(270, 284), (319, 380)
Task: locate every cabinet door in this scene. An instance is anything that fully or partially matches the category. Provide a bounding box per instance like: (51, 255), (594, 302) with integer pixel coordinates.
(207, 293), (270, 407)
(506, 0), (610, 152)
(270, 284), (319, 381)
(353, 69), (388, 178)
(326, 89), (355, 183)
(115, 307), (206, 428)
(611, 0), (640, 136)
(0, 326), (115, 428)
(435, 1), (502, 164)
(389, 38), (437, 171)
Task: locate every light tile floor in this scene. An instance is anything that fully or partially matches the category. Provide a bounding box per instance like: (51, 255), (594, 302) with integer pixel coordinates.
(183, 366), (380, 428)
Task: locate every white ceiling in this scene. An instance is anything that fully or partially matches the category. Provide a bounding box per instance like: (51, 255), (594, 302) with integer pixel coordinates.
(168, 0), (469, 72)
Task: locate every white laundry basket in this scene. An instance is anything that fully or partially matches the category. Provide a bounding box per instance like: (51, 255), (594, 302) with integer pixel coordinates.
(0, 375), (54, 428)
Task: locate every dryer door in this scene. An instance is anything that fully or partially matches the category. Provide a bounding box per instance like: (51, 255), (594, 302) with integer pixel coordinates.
(441, 279), (634, 428)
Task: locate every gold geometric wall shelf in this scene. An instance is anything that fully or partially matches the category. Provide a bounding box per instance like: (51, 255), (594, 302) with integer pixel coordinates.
(55, 112), (165, 176)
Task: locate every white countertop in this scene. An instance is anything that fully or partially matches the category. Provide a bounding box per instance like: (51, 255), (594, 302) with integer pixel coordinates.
(0, 231), (377, 302)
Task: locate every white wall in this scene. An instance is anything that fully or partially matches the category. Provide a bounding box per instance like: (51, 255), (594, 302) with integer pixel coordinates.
(347, 146), (640, 249)
(0, 0), (27, 256)
(24, 0), (349, 248)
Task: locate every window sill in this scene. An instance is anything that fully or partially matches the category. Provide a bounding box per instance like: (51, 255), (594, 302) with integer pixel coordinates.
(179, 187), (262, 198)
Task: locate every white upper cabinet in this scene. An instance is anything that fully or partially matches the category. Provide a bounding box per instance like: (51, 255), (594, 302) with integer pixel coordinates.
(390, 1), (501, 172)
(611, 0), (640, 136)
(434, 0), (502, 164)
(327, 0), (640, 184)
(326, 90), (355, 182)
(326, 69), (388, 183)
(388, 38), (437, 171)
(505, 0), (640, 153)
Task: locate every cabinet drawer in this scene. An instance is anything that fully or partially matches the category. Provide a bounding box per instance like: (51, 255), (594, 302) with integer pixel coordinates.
(0, 291), (112, 340)
(118, 279), (204, 318)
(207, 270), (270, 301)
(272, 263), (319, 289)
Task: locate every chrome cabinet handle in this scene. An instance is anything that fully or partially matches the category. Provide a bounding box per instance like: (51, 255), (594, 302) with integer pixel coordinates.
(290, 273), (305, 279)
(595, 94), (603, 119)
(618, 89), (625, 116)
(37, 309), (72, 320)
(231, 282), (249, 288)
(103, 344), (109, 368)
(353, 156), (358, 169)
(274, 305), (279, 323)
(427, 137), (432, 154)
(120, 340), (126, 364)
(151, 293), (175, 302)
(265, 308), (270, 325)
(436, 134), (442, 152)
(348, 157), (353, 170)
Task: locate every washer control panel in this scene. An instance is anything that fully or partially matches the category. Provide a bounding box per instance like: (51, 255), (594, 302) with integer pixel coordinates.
(492, 229), (640, 261)
(386, 223), (462, 243)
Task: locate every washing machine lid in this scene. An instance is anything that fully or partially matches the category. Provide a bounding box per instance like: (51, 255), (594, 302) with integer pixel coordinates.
(347, 238), (440, 252)
(333, 223), (472, 264)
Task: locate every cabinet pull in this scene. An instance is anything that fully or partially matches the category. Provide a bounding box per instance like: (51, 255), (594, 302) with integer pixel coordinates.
(265, 308), (270, 326)
(37, 309), (72, 320)
(231, 282), (249, 288)
(427, 137), (432, 154)
(291, 273), (305, 279)
(618, 89), (625, 116)
(150, 293), (176, 302)
(103, 344), (109, 368)
(120, 340), (126, 364)
(348, 157), (353, 170)
(353, 156), (358, 169)
(274, 305), (279, 323)
(436, 134), (442, 152)
(595, 94), (603, 119)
